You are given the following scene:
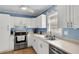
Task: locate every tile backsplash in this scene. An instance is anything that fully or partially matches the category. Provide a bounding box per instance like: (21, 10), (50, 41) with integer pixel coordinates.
(63, 28), (79, 40)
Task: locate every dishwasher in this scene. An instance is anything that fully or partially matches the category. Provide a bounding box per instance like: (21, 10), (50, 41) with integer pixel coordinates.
(49, 44), (68, 54)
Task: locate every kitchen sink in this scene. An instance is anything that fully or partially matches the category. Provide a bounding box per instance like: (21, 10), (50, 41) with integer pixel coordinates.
(45, 35), (56, 40)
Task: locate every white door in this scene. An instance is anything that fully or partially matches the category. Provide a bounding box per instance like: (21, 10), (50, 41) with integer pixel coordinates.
(0, 14), (10, 52)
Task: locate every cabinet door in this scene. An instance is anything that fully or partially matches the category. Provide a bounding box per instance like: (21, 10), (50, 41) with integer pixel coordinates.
(58, 5), (70, 28)
(27, 34), (32, 47)
(35, 18), (39, 28)
(48, 12), (58, 32)
(36, 16), (41, 28)
(29, 19), (36, 28)
(66, 5), (72, 28)
(42, 41), (49, 54)
(73, 5), (79, 28)
(33, 36), (38, 53)
(37, 39), (49, 54)
(9, 36), (14, 51)
(58, 5), (67, 28)
(42, 15), (46, 28)
(35, 14), (46, 28)
(13, 17), (21, 26)
(9, 16), (14, 28)
(37, 39), (42, 54)
(32, 19), (36, 28)
(70, 6), (74, 28)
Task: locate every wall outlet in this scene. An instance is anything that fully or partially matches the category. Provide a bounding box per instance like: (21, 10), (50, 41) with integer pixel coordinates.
(64, 31), (68, 35)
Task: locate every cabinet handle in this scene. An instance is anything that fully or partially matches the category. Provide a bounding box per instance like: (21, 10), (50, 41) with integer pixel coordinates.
(34, 39), (36, 42)
(67, 22), (69, 28)
(67, 22), (72, 28)
(7, 25), (9, 31)
(40, 44), (42, 48)
(67, 22), (68, 27)
(71, 22), (72, 27)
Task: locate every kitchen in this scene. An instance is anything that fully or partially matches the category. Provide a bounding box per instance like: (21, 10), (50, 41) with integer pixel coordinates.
(0, 5), (79, 54)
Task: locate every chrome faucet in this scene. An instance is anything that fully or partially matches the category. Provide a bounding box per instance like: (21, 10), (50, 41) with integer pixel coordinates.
(46, 31), (56, 40)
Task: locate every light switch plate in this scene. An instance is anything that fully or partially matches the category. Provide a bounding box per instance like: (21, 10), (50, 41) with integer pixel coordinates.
(64, 31), (68, 35)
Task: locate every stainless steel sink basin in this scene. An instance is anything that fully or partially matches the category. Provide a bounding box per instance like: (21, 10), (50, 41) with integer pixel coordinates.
(45, 35), (55, 40)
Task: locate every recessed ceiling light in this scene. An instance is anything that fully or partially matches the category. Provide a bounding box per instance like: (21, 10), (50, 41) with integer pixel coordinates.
(20, 6), (34, 13)
(21, 7), (27, 10)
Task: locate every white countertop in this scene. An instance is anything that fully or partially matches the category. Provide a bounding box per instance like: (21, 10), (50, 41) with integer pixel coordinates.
(33, 34), (79, 54)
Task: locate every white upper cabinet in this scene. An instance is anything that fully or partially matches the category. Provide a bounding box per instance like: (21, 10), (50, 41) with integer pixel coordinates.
(13, 17), (23, 26)
(58, 5), (79, 28)
(12, 14), (46, 28)
(57, 5), (70, 28)
(35, 14), (46, 28)
(28, 18), (36, 28)
(73, 6), (79, 28)
(13, 16), (35, 28)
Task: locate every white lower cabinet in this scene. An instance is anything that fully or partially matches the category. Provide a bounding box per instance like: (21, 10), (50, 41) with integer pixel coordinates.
(41, 40), (49, 54)
(37, 39), (49, 54)
(27, 34), (33, 47)
(9, 35), (14, 51)
(27, 34), (49, 54)
(30, 35), (49, 54)
(33, 38), (38, 53)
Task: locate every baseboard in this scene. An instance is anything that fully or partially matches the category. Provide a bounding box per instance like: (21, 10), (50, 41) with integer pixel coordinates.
(0, 49), (14, 54)
(31, 47), (37, 54)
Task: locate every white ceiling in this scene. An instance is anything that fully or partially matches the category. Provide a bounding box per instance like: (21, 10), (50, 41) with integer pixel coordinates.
(0, 5), (52, 17)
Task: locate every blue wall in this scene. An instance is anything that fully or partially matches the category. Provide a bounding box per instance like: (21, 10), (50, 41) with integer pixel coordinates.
(12, 26), (47, 32)
(63, 28), (79, 40)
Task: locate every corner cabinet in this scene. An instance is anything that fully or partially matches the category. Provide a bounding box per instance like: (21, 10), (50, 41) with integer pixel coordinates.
(35, 14), (46, 28)
(57, 5), (79, 28)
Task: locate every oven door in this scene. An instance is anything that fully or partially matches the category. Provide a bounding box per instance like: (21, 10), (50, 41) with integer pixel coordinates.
(15, 35), (26, 43)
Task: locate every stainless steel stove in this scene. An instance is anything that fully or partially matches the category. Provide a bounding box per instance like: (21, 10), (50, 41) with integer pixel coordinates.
(14, 31), (28, 50)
